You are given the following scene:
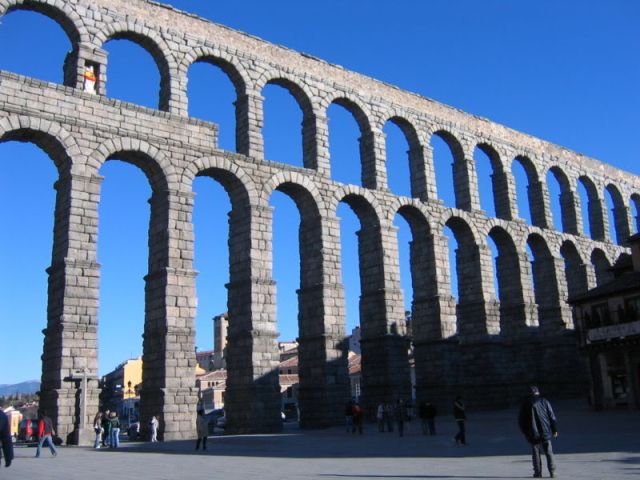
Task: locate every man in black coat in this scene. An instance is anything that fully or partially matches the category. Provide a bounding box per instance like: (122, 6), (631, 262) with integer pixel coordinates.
(518, 386), (558, 478)
(0, 410), (14, 468)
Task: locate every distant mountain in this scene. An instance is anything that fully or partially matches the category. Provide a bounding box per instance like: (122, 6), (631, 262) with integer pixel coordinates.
(0, 381), (40, 396)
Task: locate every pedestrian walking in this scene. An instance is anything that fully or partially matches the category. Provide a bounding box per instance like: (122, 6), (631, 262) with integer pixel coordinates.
(518, 386), (558, 478)
(344, 398), (355, 433)
(150, 415), (159, 442)
(453, 396), (467, 445)
(384, 402), (394, 432)
(109, 411), (120, 448)
(424, 401), (437, 435)
(376, 403), (385, 432)
(35, 411), (58, 458)
(0, 409), (14, 468)
(351, 403), (363, 435)
(92, 411), (103, 449)
(394, 399), (407, 437)
(195, 410), (208, 451)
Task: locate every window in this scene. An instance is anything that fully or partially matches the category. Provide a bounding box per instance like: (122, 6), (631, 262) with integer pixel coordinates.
(624, 296), (640, 323)
(591, 303), (610, 327)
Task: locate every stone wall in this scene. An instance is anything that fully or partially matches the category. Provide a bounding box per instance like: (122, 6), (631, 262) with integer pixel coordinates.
(0, 0), (638, 441)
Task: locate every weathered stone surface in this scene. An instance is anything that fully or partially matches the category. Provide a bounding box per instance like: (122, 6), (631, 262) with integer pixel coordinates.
(1, 0), (638, 442)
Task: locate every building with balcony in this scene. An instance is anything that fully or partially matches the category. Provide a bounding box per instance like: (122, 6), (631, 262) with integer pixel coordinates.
(569, 234), (640, 410)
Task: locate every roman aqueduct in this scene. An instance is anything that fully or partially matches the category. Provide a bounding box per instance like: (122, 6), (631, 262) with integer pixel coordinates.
(1, 0), (638, 442)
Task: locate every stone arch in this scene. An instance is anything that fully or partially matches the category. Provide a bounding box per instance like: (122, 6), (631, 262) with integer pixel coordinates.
(443, 215), (488, 337)
(96, 21), (176, 111)
(258, 75), (318, 170)
(547, 165), (579, 234)
(265, 171), (353, 427)
(429, 129), (469, 210)
(180, 49), (250, 148)
(591, 248), (614, 287)
(560, 239), (588, 299)
(334, 188), (384, 332)
(526, 233), (563, 331)
(88, 138), (176, 193)
(474, 142), (511, 220)
(604, 183), (630, 245)
(0, 0), (87, 48)
(0, 115), (78, 175)
(182, 47), (248, 97)
(183, 155), (258, 207)
(488, 225), (527, 333)
(578, 175), (605, 241)
(512, 155), (546, 227)
(327, 95), (376, 188)
(395, 204), (441, 341)
(261, 171), (324, 211)
(384, 115), (425, 199)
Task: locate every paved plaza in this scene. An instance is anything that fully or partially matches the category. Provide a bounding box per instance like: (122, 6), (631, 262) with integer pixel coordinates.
(4, 400), (639, 479)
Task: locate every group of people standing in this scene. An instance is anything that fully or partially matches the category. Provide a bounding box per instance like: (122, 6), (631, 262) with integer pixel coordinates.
(347, 398), (437, 438)
(92, 410), (121, 449)
(374, 399), (410, 436)
(92, 410), (159, 449)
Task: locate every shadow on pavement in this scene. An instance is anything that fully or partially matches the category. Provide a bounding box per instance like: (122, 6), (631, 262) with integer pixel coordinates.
(92, 400), (640, 461)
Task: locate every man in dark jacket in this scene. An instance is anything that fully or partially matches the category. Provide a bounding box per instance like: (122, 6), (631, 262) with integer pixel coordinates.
(0, 410), (14, 467)
(518, 386), (558, 478)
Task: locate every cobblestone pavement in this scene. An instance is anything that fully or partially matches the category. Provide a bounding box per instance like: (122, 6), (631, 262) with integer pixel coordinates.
(4, 401), (639, 479)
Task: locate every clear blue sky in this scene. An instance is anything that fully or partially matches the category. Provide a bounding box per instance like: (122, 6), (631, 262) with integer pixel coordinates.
(0, 0), (638, 383)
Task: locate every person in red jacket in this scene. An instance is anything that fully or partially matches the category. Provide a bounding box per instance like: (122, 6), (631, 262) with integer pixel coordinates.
(35, 411), (58, 458)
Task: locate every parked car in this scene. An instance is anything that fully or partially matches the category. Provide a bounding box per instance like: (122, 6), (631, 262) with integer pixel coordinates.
(127, 421), (140, 440)
(205, 409), (224, 434)
(215, 415), (226, 430)
(17, 418), (38, 442)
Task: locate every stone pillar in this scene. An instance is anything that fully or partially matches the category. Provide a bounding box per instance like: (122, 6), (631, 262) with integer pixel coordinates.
(497, 251), (538, 337)
(40, 173), (101, 445)
(455, 244), (496, 342)
(587, 196), (606, 241)
(297, 215), (350, 428)
(299, 107), (327, 173)
(139, 189), (199, 441)
(492, 170), (516, 221)
(478, 244), (501, 335)
(308, 112), (331, 177)
(612, 205), (631, 245)
(528, 180), (551, 229)
(453, 158), (481, 211)
(235, 90), (265, 159)
(412, 232), (457, 403)
(167, 69), (188, 117)
(360, 129), (388, 191)
(548, 255), (575, 331)
(560, 190), (581, 235)
(224, 204), (281, 433)
(419, 144), (439, 202)
(357, 222), (411, 414)
(407, 144), (430, 201)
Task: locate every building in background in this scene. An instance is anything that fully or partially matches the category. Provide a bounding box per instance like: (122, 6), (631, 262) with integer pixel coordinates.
(213, 313), (228, 370)
(569, 234), (640, 410)
(99, 357), (143, 424)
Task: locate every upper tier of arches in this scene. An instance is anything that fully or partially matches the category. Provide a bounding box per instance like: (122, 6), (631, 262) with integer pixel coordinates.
(0, 0), (638, 247)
